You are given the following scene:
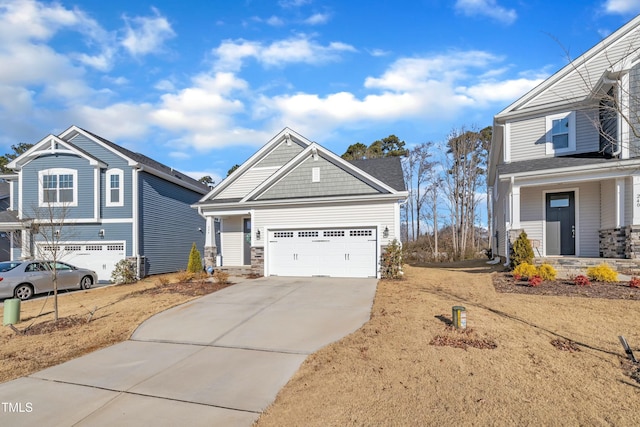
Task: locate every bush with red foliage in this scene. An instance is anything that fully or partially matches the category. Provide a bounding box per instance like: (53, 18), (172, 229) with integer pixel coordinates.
(528, 275), (543, 287)
(629, 277), (640, 288)
(574, 275), (590, 286)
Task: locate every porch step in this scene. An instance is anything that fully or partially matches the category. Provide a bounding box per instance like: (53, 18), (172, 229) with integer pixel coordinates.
(533, 258), (640, 278)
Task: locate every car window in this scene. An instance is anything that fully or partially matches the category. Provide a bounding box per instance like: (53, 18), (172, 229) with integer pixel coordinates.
(0, 262), (21, 272)
(49, 262), (72, 271)
(26, 262), (47, 272)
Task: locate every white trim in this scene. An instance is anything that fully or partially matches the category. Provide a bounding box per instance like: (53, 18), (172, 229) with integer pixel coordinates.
(545, 111), (576, 155)
(100, 218), (134, 224)
(94, 167), (100, 219)
(616, 178), (625, 228)
(132, 168), (138, 258)
(504, 122), (511, 163)
(38, 168), (78, 207)
(542, 187), (580, 257)
(633, 175), (640, 225)
(620, 72), (630, 159)
(106, 168), (124, 207)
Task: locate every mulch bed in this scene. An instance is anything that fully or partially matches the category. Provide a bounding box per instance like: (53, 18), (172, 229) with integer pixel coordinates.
(492, 272), (640, 300)
(132, 280), (233, 297)
(14, 280), (234, 336)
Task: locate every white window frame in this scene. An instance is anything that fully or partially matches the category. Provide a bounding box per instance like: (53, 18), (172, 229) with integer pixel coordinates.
(106, 168), (124, 207)
(545, 111), (576, 155)
(38, 168), (78, 207)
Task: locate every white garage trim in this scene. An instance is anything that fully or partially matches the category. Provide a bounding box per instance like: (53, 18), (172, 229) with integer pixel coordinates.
(265, 226), (379, 278)
(36, 240), (126, 282)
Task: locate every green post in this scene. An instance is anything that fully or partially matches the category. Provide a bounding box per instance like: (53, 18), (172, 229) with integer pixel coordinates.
(3, 298), (21, 326)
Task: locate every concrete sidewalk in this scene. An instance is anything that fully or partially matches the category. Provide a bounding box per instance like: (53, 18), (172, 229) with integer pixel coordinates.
(0, 276), (377, 426)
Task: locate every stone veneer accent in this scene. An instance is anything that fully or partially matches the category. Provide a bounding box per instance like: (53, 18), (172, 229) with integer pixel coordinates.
(204, 246), (217, 269)
(251, 246), (264, 276)
(598, 227), (640, 259)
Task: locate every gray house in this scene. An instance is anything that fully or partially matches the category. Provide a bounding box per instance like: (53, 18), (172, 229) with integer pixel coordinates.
(0, 125), (208, 280)
(195, 128), (407, 278)
(488, 16), (640, 266)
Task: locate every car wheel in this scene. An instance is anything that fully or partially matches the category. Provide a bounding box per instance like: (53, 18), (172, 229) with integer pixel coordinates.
(14, 284), (33, 301)
(80, 275), (93, 290)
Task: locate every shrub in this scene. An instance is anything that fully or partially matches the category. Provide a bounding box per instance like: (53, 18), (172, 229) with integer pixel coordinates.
(156, 276), (171, 287)
(187, 243), (202, 274)
(510, 231), (534, 268)
(537, 263), (557, 281)
(574, 275), (590, 286)
(528, 275), (543, 287)
(111, 259), (137, 284)
(629, 277), (640, 288)
(586, 263), (618, 282)
(381, 239), (403, 279)
(512, 262), (537, 280)
(213, 270), (229, 284)
(175, 270), (193, 283)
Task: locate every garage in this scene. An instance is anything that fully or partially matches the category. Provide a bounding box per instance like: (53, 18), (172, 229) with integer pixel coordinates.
(268, 228), (377, 278)
(37, 242), (126, 282)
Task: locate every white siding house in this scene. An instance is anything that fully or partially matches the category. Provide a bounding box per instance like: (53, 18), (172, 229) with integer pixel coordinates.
(488, 15), (640, 264)
(195, 128), (407, 278)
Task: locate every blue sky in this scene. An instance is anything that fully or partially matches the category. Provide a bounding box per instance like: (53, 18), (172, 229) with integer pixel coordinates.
(1, 0), (640, 183)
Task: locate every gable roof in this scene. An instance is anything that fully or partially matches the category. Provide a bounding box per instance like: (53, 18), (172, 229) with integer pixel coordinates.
(200, 127), (312, 201)
(62, 126), (209, 194)
(496, 15), (640, 120)
(7, 134), (107, 169)
(197, 129), (407, 207)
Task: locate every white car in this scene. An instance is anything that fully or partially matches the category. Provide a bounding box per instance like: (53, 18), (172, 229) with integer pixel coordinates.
(0, 260), (98, 301)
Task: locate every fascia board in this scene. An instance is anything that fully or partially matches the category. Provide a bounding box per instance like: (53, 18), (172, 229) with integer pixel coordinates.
(8, 135), (106, 169)
(198, 192), (408, 212)
(199, 127), (313, 202)
(499, 159), (640, 182)
(60, 126), (138, 166)
(497, 15), (640, 117)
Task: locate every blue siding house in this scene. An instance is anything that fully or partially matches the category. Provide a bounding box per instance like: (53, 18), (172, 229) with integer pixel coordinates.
(0, 126), (208, 281)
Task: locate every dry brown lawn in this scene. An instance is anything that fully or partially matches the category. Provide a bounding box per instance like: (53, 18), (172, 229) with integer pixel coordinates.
(0, 273), (231, 383)
(257, 261), (640, 426)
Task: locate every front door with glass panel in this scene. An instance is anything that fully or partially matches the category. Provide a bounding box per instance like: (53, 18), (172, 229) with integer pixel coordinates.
(545, 192), (575, 255)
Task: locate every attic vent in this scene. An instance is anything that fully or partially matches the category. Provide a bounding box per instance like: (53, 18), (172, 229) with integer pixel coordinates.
(312, 167), (320, 182)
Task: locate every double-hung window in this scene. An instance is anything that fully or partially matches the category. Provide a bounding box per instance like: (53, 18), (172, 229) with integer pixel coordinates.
(106, 169), (124, 207)
(39, 169), (77, 207)
(545, 112), (576, 155)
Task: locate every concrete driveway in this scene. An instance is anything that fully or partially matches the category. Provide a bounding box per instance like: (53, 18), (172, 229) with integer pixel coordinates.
(0, 276), (377, 426)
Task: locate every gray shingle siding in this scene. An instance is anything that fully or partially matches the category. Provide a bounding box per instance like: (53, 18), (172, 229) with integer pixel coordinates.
(257, 155), (380, 200)
(139, 171), (205, 275)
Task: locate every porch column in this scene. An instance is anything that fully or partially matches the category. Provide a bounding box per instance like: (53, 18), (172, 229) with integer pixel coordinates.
(511, 183), (521, 230)
(204, 216), (217, 270)
(616, 178), (625, 228)
(633, 176), (640, 225)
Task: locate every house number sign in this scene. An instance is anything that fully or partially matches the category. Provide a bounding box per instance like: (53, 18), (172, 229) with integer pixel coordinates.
(636, 193), (640, 208)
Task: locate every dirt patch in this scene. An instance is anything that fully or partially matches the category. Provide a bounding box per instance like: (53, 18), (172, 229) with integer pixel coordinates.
(256, 261), (640, 426)
(493, 271), (640, 300)
(0, 274), (233, 383)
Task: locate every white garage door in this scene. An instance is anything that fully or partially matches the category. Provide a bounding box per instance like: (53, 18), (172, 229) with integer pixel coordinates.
(37, 242), (126, 282)
(268, 228), (377, 278)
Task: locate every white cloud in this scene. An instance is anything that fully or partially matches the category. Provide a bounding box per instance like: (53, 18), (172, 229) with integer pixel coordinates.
(266, 15), (285, 26)
(121, 7), (175, 56)
(604, 0), (640, 14)
(304, 13), (330, 25)
(279, 0), (312, 8)
(73, 102), (153, 139)
(213, 35), (356, 71)
(455, 0), (517, 25)
(368, 48), (391, 57)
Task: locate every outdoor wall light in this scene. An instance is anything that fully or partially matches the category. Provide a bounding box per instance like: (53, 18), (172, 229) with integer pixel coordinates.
(54, 230), (60, 237)
(256, 229), (261, 240)
(383, 226), (389, 238)
(98, 229), (105, 238)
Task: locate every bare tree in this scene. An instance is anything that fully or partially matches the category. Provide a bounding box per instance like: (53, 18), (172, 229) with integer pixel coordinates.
(444, 127), (488, 260)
